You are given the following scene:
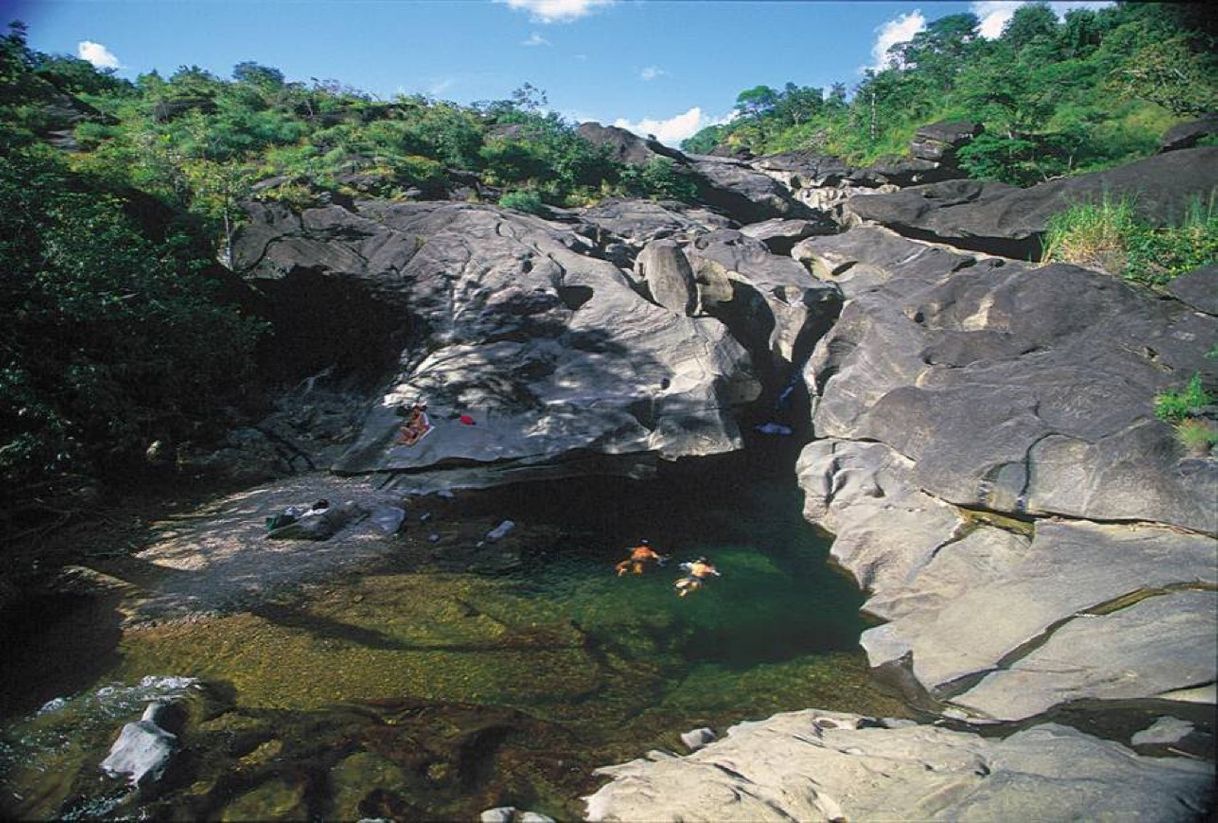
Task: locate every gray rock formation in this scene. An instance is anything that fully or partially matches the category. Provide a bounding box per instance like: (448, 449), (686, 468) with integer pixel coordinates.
(576, 121), (685, 166)
(683, 229), (842, 381)
(584, 709), (1214, 822)
(1159, 114), (1218, 153)
(634, 239), (697, 315)
(794, 224), (1218, 722)
(687, 154), (816, 224)
(1131, 716), (1195, 747)
(799, 228), (1218, 533)
(843, 146), (1218, 258)
(739, 217), (835, 255)
(908, 120), (983, 164)
(575, 198), (734, 264)
(1167, 264), (1218, 315)
(748, 150), (894, 213)
(233, 201), (760, 490)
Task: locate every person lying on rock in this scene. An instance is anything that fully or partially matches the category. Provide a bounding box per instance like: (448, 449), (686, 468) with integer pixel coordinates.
(396, 402), (432, 446)
(615, 539), (668, 576)
(674, 556), (720, 597)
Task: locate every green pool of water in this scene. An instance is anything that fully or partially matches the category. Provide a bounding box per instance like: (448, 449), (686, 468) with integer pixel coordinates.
(1, 453), (909, 820)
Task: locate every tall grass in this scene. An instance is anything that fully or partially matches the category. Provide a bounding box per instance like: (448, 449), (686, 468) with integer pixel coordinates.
(1042, 191), (1218, 286)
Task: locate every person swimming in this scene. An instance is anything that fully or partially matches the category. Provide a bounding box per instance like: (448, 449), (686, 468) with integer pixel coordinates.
(674, 556), (720, 597)
(615, 539), (668, 576)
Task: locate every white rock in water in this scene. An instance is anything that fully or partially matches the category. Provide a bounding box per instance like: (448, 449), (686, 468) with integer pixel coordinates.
(486, 520), (515, 541)
(100, 719), (178, 786)
(479, 807), (554, 823)
(680, 727), (716, 751)
(1131, 716), (1194, 746)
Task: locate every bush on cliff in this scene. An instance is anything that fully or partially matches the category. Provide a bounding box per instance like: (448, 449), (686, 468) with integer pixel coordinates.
(1042, 193), (1218, 285)
(0, 147), (266, 513)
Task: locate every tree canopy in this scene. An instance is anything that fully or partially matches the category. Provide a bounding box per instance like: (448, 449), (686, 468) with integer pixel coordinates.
(682, 2), (1218, 185)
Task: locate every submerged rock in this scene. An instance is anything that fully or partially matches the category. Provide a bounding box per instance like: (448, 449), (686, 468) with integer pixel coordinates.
(679, 727), (716, 751)
(584, 710), (1214, 822)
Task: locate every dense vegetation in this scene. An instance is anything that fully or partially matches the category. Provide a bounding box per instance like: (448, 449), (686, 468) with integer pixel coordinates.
(0, 20), (697, 523)
(682, 2), (1217, 185)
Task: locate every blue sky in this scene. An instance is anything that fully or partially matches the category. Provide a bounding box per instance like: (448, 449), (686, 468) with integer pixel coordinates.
(14, 0), (1111, 144)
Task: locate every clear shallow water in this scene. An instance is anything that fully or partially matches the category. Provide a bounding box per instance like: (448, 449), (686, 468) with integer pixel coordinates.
(1, 450), (909, 820)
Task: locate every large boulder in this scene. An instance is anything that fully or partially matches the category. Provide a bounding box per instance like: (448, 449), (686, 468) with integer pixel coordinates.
(233, 201), (761, 489)
(800, 228), (1218, 534)
(634, 239), (697, 315)
(687, 154), (816, 224)
(843, 146), (1218, 258)
(682, 229), (842, 383)
(576, 121), (686, 166)
(584, 709), (1214, 822)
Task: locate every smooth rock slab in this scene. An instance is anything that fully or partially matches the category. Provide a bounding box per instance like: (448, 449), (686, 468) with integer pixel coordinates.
(864, 520), (1217, 705)
(949, 590), (1218, 721)
(584, 710), (1213, 822)
(233, 201), (761, 487)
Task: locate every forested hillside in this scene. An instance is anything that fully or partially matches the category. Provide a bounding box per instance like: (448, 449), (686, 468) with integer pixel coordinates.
(682, 1), (1217, 185)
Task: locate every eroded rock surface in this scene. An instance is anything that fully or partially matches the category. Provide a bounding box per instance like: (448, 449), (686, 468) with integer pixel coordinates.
(843, 146), (1218, 258)
(799, 227), (1218, 533)
(233, 201), (761, 488)
(794, 224), (1218, 723)
(584, 709), (1214, 822)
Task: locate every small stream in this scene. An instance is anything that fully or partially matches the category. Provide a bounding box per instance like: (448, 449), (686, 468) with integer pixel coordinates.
(0, 443), (911, 820)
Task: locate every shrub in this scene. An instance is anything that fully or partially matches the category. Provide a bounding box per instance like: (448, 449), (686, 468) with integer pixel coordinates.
(0, 149), (266, 501)
(1174, 418), (1218, 456)
(498, 189), (546, 215)
(1042, 192), (1218, 285)
(1123, 193), (1218, 286)
(1154, 373), (1214, 422)
(1040, 194), (1138, 274)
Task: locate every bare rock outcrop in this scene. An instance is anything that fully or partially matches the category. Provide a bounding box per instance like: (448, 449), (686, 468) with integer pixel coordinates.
(233, 201), (761, 490)
(585, 709), (1214, 822)
(842, 146), (1218, 258)
(793, 223), (1217, 723)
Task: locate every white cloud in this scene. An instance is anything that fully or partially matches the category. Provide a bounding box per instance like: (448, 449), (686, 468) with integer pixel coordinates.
(611, 106), (731, 147)
(972, 1), (1115, 39)
(497, 0), (613, 24)
(870, 10), (926, 71)
(77, 40), (120, 69)
(427, 77), (456, 96)
(521, 32), (551, 46)
(640, 66), (667, 81)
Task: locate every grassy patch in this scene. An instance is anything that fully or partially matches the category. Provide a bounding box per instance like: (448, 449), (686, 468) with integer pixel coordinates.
(1042, 191), (1218, 286)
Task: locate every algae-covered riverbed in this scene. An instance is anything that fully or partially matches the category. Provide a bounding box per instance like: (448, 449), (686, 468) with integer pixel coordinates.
(0, 452), (910, 820)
